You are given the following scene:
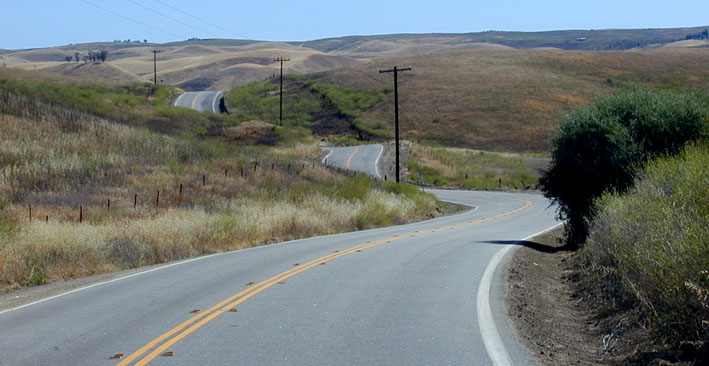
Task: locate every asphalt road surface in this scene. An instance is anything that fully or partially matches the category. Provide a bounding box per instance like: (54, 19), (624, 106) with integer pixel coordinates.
(0, 190), (559, 366)
(174, 91), (225, 113)
(322, 144), (384, 179)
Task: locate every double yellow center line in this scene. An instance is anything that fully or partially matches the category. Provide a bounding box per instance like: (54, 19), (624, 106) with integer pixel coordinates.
(118, 195), (532, 365)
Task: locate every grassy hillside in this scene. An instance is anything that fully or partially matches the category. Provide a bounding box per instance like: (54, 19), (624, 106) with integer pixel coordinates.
(302, 26), (709, 52)
(0, 66), (242, 137)
(0, 75), (451, 291)
(315, 48), (709, 151)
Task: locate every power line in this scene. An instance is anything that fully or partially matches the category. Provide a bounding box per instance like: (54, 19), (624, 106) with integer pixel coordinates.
(152, 0), (249, 39)
(79, 0), (183, 39)
(127, 0), (220, 38)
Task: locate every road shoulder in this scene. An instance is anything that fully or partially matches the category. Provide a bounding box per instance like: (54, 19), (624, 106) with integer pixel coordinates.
(504, 227), (608, 366)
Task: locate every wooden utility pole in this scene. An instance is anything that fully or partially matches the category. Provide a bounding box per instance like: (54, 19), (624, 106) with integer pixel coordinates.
(379, 66), (412, 183)
(152, 50), (162, 85)
(274, 57), (290, 126)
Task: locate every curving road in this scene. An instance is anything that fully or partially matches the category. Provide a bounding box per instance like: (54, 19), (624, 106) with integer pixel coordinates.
(322, 144), (384, 179)
(0, 189), (558, 366)
(174, 91), (225, 113)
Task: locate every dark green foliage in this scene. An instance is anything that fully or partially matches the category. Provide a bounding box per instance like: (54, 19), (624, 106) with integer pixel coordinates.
(540, 87), (708, 245)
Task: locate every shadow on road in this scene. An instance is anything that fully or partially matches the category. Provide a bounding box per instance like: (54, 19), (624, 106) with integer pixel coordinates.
(478, 240), (565, 253)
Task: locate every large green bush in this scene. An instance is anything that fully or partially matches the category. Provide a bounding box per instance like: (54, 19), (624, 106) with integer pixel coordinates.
(584, 141), (708, 352)
(540, 87), (708, 245)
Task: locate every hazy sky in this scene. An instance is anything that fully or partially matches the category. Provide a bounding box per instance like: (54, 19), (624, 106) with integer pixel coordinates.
(2, 0), (708, 50)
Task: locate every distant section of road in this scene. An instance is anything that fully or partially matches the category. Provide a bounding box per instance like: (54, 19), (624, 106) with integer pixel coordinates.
(322, 144), (383, 179)
(174, 91), (225, 113)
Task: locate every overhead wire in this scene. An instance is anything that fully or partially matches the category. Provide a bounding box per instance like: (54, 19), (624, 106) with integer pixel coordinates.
(126, 0), (220, 39)
(79, 0), (183, 39)
(151, 0), (250, 39)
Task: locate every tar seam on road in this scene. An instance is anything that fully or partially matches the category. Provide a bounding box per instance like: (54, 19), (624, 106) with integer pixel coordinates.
(117, 194), (534, 365)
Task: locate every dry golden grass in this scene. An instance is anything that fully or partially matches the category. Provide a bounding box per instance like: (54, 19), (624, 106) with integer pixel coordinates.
(318, 48), (709, 151)
(0, 92), (445, 291)
(406, 143), (545, 189)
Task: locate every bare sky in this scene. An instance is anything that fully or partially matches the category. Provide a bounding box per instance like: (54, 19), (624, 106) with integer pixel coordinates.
(1, 0), (708, 50)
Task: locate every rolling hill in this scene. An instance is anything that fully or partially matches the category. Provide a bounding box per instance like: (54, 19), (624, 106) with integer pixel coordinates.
(1, 26), (707, 151)
(1, 26), (706, 91)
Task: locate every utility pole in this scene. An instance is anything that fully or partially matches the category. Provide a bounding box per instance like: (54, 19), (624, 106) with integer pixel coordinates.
(152, 50), (162, 85)
(274, 57), (290, 126)
(379, 65), (412, 183)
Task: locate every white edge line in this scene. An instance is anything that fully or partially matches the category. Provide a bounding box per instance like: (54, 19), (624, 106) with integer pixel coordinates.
(212, 91), (223, 113)
(321, 148), (334, 165)
(477, 221), (564, 366)
(0, 254), (221, 316)
(174, 92), (186, 107)
(373, 144), (383, 179)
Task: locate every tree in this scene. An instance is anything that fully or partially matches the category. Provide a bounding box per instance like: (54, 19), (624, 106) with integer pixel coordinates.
(540, 87), (708, 246)
(97, 50), (109, 63)
(74, 52), (80, 63)
(64, 56), (73, 63)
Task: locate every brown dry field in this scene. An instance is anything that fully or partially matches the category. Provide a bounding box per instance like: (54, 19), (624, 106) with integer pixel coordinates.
(319, 48), (709, 151)
(2, 40), (707, 151)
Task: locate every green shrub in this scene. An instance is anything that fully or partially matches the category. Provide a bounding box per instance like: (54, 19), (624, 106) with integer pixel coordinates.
(540, 87), (708, 245)
(584, 141), (708, 352)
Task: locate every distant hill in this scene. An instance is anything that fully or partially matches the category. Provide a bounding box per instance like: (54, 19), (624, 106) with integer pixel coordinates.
(312, 48), (709, 151)
(1, 26), (707, 90)
(301, 26), (709, 52)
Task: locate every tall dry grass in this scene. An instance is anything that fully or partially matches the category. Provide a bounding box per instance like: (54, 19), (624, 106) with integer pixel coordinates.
(583, 141), (708, 356)
(406, 143), (545, 189)
(0, 92), (445, 291)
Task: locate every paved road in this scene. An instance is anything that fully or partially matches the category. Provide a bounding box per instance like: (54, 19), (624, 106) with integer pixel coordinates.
(322, 144), (384, 179)
(0, 190), (558, 366)
(174, 91), (225, 113)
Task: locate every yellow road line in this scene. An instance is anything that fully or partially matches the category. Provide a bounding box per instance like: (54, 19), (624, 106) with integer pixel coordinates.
(119, 195), (532, 365)
(345, 146), (359, 170)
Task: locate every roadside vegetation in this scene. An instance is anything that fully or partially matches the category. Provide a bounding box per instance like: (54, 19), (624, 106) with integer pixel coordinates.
(538, 87), (708, 363)
(0, 75), (450, 292)
(405, 143), (544, 189)
(583, 142), (708, 362)
(540, 87), (708, 245)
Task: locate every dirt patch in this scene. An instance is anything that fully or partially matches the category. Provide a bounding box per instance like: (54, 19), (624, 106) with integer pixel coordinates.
(506, 227), (609, 365)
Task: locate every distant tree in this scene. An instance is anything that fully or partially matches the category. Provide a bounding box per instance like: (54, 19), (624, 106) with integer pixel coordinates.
(74, 52), (80, 63)
(64, 56), (73, 63)
(144, 39), (148, 43)
(97, 50), (109, 63)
